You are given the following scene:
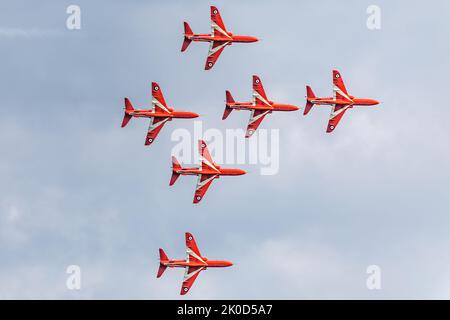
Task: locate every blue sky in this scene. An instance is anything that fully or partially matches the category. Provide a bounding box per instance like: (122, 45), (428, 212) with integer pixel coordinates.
(1, 0), (450, 299)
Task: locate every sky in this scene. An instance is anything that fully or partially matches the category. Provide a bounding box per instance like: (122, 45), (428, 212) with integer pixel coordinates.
(1, 0), (450, 299)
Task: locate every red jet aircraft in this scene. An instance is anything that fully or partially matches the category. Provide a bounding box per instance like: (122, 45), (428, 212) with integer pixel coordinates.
(121, 82), (199, 145)
(181, 6), (258, 70)
(304, 70), (380, 133)
(157, 232), (233, 295)
(223, 75), (300, 137)
(170, 140), (246, 204)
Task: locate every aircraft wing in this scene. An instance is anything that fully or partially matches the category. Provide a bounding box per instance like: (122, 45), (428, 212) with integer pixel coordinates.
(333, 70), (352, 102)
(198, 140), (219, 172)
(205, 40), (230, 70)
(193, 173), (218, 203)
(326, 104), (352, 133)
(185, 231), (207, 262)
(246, 109), (270, 138)
(252, 75), (271, 107)
(180, 266), (205, 295)
(152, 82), (171, 114)
(145, 117), (170, 145)
(210, 6), (229, 37)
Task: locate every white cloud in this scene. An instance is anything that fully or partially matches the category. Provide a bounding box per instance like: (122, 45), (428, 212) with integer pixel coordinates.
(0, 0), (450, 299)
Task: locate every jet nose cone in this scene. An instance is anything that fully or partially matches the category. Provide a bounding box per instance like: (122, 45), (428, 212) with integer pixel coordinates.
(237, 169), (247, 175)
(226, 261), (233, 267)
(250, 36), (259, 42)
(192, 112), (200, 118)
(372, 99), (380, 105)
(278, 104), (300, 111)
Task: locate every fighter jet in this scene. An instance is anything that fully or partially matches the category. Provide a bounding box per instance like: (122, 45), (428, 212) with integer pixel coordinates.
(304, 70), (380, 133)
(157, 232), (233, 295)
(121, 82), (199, 145)
(170, 140), (246, 204)
(181, 6), (258, 70)
(223, 75), (300, 137)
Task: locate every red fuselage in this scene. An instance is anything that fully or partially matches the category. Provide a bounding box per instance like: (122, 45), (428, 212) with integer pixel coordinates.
(126, 108), (199, 119)
(187, 33), (258, 44)
(309, 97), (379, 107)
(175, 167), (246, 177)
(161, 258), (233, 269)
(226, 101), (299, 112)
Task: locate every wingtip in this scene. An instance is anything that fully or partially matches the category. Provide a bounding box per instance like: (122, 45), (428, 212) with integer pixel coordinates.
(145, 138), (154, 146)
(186, 233), (196, 245)
(252, 75), (262, 85)
(333, 70), (342, 78)
(245, 129), (255, 138)
(205, 62), (214, 70)
(152, 82), (160, 91)
(193, 193), (204, 203)
(180, 287), (189, 295)
(198, 139), (207, 148)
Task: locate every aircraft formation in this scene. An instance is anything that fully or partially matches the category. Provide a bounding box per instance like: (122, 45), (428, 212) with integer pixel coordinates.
(119, 6), (381, 294)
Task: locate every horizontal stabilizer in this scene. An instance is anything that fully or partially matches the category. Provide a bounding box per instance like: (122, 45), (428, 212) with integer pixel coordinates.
(304, 86), (316, 116)
(181, 22), (193, 52)
(157, 265), (167, 278)
(124, 97), (134, 111)
(184, 21), (193, 36)
(157, 248), (169, 278)
(121, 114), (132, 128)
(170, 156), (182, 186)
(121, 98), (134, 127)
(223, 90), (234, 120)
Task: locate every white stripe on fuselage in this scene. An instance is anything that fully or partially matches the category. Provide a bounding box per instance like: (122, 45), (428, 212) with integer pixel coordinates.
(211, 22), (231, 39)
(195, 174), (218, 191)
(330, 104), (351, 119)
(249, 110), (270, 125)
(184, 265), (205, 281)
(208, 41), (230, 57)
(252, 91), (271, 107)
(333, 85), (353, 102)
(148, 117), (169, 132)
(152, 98), (170, 113)
(200, 155), (219, 172)
(186, 247), (207, 264)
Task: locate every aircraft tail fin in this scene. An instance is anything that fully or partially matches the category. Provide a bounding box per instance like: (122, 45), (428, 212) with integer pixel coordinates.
(170, 156), (182, 186)
(121, 98), (134, 127)
(304, 86), (316, 116)
(223, 90), (234, 120)
(157, 248), (169, 278)
(181, 22), (193, 52)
